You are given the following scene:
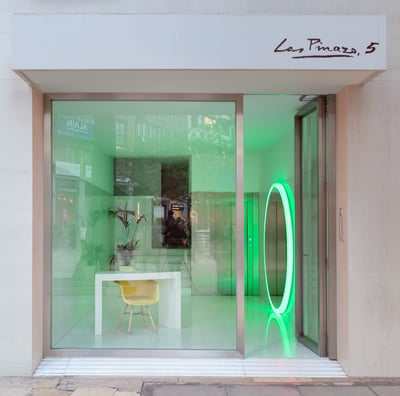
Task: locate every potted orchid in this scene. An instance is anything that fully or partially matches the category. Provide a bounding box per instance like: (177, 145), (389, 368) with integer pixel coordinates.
(108, 202), (146, 268)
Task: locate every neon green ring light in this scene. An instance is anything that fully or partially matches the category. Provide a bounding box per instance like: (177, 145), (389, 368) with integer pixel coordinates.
(263, 182), (294, 314)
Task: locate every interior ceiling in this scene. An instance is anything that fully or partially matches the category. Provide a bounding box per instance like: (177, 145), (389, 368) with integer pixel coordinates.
(20, 68), (381, 153)
(243, 94), (305, 151)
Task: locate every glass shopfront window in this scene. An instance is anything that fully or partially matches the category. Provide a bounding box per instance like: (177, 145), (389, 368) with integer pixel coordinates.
(50, 99), (237, 351)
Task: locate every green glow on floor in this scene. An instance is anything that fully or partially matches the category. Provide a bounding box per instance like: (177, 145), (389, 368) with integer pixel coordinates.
(265, 312), (294, 357)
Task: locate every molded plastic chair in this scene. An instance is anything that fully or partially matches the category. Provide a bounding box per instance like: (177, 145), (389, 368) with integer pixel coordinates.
(115, 280), (160, 334)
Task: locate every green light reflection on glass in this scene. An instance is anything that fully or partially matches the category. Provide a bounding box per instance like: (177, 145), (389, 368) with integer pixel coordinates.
(263, 182), (295, 314)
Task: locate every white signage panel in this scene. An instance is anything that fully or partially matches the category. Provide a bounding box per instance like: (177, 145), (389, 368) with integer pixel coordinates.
(12, 15), (386, 71)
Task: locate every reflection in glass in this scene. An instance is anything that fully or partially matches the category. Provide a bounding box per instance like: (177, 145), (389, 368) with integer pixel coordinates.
(114, 157), (191, 249)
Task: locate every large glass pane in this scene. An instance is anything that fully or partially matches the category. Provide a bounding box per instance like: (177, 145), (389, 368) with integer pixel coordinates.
(301, 110), (319, 344)
(50, 100), (237, 350)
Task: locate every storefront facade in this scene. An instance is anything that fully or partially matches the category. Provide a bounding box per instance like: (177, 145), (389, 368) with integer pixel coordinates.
(1, 1), (399, 377)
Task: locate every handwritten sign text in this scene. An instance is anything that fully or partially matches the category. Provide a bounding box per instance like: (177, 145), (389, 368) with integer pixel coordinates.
(274, 37), (380, 59)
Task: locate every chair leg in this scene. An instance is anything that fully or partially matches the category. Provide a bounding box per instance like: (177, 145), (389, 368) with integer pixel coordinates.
(140, 306), (147, 326)
(117, 303), (128, 330)
(146, 305), (157, 332)
(128, 306), (134, 334)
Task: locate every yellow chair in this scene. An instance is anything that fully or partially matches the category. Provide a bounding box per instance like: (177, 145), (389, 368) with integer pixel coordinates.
(115, 280), (160, 334)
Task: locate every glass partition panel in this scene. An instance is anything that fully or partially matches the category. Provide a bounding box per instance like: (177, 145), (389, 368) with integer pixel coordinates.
(301, 110), (319, 344)
(51, 100), (237, 350)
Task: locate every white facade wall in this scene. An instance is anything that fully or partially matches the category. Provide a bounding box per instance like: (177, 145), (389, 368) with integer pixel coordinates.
(337, 80), (400, 376)
(0, 1), (33, 376)
(1, 0), (400, 376)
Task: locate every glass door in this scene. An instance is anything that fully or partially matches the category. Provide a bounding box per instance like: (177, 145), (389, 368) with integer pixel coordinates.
(295, 97), (327, 356)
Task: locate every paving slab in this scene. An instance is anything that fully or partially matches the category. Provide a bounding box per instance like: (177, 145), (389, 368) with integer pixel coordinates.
(0, 377), (64, 396)
(141, 383), (400, 396)
(57, 376), (143, 394)
(33, 390), (72, 396)
(32, 378), (61, 389)
(227, 384), (301, 395)
(0, 389), (29, 396)
(0, 377), (59, 389)
(369, 385), (400, 396)
(71, 388), (116, 396)
(141, 383), (304, 396)
(142, 383), (227, 396)
(298, 385), (376, 396)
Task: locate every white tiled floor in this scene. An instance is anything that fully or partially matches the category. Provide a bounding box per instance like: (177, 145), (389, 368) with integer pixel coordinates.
(51, 291), (315, 359)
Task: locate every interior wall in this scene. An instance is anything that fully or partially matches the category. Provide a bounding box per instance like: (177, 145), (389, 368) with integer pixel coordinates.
(260, 132), (295, 190)
(257, 132), (294, 299)
(244, 153), (261, 194)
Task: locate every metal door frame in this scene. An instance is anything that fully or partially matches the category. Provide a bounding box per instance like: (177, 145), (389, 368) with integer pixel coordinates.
(294, 95), (337, 358)
(42, 93), (245, 357)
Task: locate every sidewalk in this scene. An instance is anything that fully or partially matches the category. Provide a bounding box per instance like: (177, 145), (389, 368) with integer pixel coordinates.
(1, 376), (400, 396)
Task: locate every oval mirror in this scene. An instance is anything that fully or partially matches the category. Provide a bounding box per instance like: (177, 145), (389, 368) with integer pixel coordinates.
(263, 182), (294, 314)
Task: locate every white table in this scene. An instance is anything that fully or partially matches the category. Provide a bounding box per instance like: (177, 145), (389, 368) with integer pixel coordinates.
(95, 271), (181, 335)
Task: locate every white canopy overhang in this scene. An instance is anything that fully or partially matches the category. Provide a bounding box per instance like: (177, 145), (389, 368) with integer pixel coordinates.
(12, 14), (386, 94)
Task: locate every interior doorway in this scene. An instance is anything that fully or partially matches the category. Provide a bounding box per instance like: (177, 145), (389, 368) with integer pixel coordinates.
(243, 94), (335, 359)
